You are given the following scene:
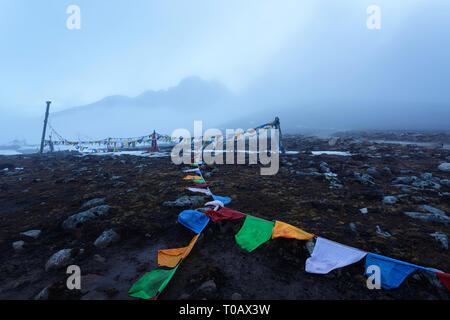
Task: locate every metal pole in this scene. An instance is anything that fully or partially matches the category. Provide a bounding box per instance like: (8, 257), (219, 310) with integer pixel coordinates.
(39, 101), (51, 154)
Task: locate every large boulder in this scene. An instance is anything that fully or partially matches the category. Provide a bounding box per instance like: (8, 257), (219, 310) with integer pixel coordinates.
(94, 229), (120, 248)
(382, 196), (398, 205)
(12, 240), (25, 251)
(392, 176), (418, 184)
(20, 229), (41, 239)
(163, 196), (206, 207)
(404, 211), (450, 224)
(81, 198), (106, 209)
(419, 205), (445, 216)
(62, 205), (110, 230)
(438, 163), (450, 172)
(45, 249), (72, 271)
(354, 172), (375, 185)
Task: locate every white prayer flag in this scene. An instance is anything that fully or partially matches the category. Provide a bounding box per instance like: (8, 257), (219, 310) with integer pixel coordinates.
(305, 237), (367, 274)
(186, 187), (212, 196)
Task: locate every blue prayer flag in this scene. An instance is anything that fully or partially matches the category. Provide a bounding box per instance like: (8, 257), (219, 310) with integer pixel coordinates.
(365, 253), (422, 289)
(212, 195), (231, 205)
(178, 210), (210, 234)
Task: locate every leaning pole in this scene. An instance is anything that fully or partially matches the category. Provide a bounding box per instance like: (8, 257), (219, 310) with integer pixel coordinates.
(39, 101), (51, 154)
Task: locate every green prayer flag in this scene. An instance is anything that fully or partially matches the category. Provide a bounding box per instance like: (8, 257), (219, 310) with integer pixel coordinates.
(235, 216), (274, 252)
(193, 179), (206, 183)
(128, 265), (179, 299)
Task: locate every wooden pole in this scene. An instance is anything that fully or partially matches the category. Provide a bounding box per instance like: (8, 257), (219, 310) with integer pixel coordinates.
(39, 101), (51, 154)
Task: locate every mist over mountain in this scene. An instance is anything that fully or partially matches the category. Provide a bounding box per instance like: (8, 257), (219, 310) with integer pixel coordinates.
(57, 76), (231, 116)
(2, 2), (450, 146)
(1, 72), (449, 146)
(42, 76), (238, 143)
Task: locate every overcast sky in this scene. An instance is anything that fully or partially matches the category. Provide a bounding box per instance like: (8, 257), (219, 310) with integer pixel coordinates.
(0, 0), (449, 142)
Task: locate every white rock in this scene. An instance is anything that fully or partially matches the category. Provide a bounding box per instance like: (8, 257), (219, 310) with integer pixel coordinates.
(94, 229), (120, 248)
(13, 240), (25, 251)
(45, 249), (72, 271)
(438, 163), (450, 172)
(382, 196), (398, 205)
(430, 232), (448, 250)
(20, 229), (41, 239)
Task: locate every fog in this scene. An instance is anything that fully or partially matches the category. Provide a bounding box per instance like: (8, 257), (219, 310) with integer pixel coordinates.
(0, 1), (449, 145)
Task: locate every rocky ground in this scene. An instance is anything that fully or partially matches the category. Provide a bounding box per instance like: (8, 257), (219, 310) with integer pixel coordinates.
(0, 133), (449, 300)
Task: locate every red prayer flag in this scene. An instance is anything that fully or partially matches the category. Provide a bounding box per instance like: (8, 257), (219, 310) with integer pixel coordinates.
(205, 207), (246, 223)
(436, 272), (450, 292)
(193, 182), (210, 188)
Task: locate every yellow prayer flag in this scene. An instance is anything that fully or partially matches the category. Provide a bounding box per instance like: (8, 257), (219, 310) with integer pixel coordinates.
(158, 234), (200, 268)
(183, 175), (202, 180)
(271, 221), (314, 240)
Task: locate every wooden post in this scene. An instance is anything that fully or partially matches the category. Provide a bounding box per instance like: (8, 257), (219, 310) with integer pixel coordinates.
(39, 101), (51, 154)
(274, 116), (285, 153)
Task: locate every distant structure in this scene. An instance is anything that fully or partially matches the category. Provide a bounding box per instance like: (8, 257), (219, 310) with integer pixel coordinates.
(150, 130), (159, 152)
(48, 133), (54, 153)
(274, 116), (285, 153)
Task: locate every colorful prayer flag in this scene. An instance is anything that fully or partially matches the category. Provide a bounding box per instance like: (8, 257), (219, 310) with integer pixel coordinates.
(235, 216), (274, 252)
(271, 221), (314, 240)
(158, 235), (200, 268)
(193, 182), (210, 188)
(128, 265), (179, 300)
(306, 237), (367, 274)
(183, 175), (202, 181)
(178, 210), (210, 234)
(212, 195), (231, 205)
(206, 207), (246, 223)
(187, 187), (212, 196)
(364, 253), (421, 289)
(436, 272), (450, 292)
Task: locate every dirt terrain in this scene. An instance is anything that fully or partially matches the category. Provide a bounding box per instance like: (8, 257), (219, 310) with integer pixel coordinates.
(0, 134), (449, 300)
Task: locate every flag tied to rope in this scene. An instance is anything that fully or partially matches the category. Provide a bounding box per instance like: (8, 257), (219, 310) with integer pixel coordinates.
(158, 234), (200, 268)
(193, 182), (210, 188)
(212, 195), (231, 205)
(128, 264), (179, 300)
(183, 175), (202, 181)
(235, 216), (274, 252)
(206, 207), (246, 223)
(271, 221), (314, 240)
(205, 200), (224, 211)
(187, 187), (212, 196)
(364, 253), (422, 289)
(305, 237), (367, 274)
(178, 210), (210, 234)
(436, 272), (450, 292)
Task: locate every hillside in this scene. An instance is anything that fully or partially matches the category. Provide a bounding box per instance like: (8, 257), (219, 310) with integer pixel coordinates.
(0, 134), (449, 300)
